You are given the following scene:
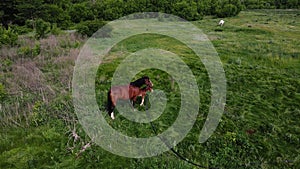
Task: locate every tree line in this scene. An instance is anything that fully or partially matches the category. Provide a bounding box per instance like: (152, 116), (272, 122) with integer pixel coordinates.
(0, 0), (299, 42)
(244, 0), (300, 9)
(1, 0), (298, 28)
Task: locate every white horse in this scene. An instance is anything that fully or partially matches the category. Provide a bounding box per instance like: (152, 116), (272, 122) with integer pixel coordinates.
(218, 19), (225, 26)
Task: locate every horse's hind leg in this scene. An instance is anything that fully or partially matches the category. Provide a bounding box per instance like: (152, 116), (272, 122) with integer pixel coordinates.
(109, 106), (115, 120)
(109, 96), (117, 120)
(107, 105), (115, 120)
(110, 111), (115, 120)
(131, 97), (137, 111)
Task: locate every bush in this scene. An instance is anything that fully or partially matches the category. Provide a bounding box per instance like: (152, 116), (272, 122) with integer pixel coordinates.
(11, 25), (32, 35)
(25, 19), (35, 29)
(75, 24), (89, 37)
(0, 26), (18, 47)
(35, 19), (51, 39)
(17, 43), (40, 58)
(76, 20), (111, 37)
(0, 83), (7, 102)
(39, 4), (72, 29)
(215, 0), (243, 18)
(216, 4), (238, 17)
(69, 3), (94, 23)
(172, 1), (203, 21)
(50, 23), (62, 36)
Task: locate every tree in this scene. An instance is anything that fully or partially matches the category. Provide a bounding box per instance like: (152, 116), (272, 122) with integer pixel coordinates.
(0, 0), (18, 28)
(15, 0), (44, 25)
(39, 4), (71, 29)
(287, 0), (299, 8)
(35, 19), (51, 39)
(69, 3), (94, 23)
(76, 20), (110, 37)
(172, 1), (202, 20)
(216, 4), (238, 17)
(215, 0), (243, 17)
(197, 0), (214, 15)
(102, 0), (125, 20)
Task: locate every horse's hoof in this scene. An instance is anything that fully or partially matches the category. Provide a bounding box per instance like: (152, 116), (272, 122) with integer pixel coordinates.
(111, 112), (115, 120)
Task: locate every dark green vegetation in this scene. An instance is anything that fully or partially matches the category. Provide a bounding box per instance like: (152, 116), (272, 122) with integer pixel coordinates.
(1, 0), (244, 30)
(1, 0), (300, 41)
(245, 0), (300, 9)
(1, 9), (300, 168)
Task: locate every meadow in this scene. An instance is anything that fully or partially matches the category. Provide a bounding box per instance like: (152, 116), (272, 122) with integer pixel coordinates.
(0, 10), (299, 169)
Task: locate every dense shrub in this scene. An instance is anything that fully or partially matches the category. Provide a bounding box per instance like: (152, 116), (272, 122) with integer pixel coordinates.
(244, 0), (300, 9)
(172, 1), (203, 21)
(94, 0), (125, 20)
(35, 19), (51, 39)
(76, 20), (111, 37)
(1, 0), (300, 31)
(68, 2), (94, 23)
(216, 4), (238, 17)
(215, 0), (243, 17)
(11, 25), (32, 34)
(50, 23), (62, 36)
(0, 26), (18, 47)
(39, 4), (71, 29)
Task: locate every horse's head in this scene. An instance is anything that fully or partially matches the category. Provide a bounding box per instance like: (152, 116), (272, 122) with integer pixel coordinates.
(144, 78), (153, 92)
(130, 76), (153, 92)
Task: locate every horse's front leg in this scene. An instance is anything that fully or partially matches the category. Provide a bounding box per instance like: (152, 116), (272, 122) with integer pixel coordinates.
(140, 95), (145, 106)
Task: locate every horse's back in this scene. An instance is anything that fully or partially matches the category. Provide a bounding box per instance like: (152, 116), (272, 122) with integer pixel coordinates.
(110, 85), (130, 99)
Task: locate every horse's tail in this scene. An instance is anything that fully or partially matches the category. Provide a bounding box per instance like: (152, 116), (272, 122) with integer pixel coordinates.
(106, 89), (113, 113)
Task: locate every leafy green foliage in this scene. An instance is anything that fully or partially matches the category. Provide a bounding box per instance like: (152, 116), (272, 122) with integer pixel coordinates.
(172, 1), (203, 21)
(17, 43), (40, 58)
(1, 0), (299, 35)
(0, 26), (18, 47)
(216, 4), (238, 17)
(39, 4), (71, 29)
(10, 25), (32, 34)
(14, 0), (44, 25)
(215, 0), (243, 17)
(5, 0), (298, 33)
(68, 2), (94, 23)
(35, 19), (51, 39)
(76, 20), (111, 37)
(50, 23), (62, 36)
(244, 0), (300, 9)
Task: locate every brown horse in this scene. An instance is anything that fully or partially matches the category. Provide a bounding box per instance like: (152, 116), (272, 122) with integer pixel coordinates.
(106, 76), (153, 120)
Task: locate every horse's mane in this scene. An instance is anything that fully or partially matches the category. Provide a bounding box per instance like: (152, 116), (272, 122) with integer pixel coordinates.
(130, 76), (149, 89)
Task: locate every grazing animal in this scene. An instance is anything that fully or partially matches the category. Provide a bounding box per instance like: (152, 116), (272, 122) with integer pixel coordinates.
(106, 76), (153, 120)
(218, 19), (225, 26)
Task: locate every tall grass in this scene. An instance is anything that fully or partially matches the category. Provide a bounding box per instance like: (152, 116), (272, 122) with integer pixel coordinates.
(0, 10), (299, 168)
(0, 33), (85, 128)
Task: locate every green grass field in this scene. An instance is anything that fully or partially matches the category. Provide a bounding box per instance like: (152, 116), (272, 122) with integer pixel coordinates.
(1, 10), (300, 169)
